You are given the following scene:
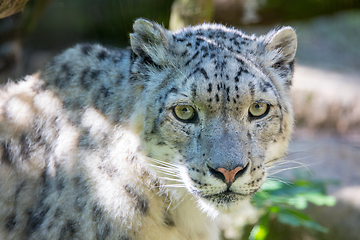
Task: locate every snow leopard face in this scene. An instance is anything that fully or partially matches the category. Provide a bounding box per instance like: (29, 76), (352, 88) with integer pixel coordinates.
(130, 20), (297, 213)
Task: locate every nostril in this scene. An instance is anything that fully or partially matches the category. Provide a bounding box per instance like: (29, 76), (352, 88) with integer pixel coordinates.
(208, 166), (226, 183)
(234, 163), (249, 181)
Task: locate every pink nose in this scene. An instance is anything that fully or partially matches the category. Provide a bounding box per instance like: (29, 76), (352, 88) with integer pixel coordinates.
(216, 167), (243, 184)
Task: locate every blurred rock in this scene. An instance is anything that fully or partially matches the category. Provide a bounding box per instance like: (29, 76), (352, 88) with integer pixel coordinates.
(214, 0), (360, 26)
(0, 0), (29, 19)
(292, 65), (360, 134)
(169, 0), (214, 30)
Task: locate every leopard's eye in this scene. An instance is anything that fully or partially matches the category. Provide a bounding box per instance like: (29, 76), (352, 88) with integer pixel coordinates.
(249, 102), (269, 119)
(173, 105), (196, 122)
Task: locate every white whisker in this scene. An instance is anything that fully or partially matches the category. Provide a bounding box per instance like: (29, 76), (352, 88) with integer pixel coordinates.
(266, 177), (292, 186)
(269, 160), (294, 166)
(157, 171), (179, 177)
(268, 165), (312, 176)
(158, 177), (184, 183)
(149, 166), (181, 177)
(146, 156), (180, 168)
(149, 164), (178, 171)
(163, 184), (186, 188)
(170, 193), (188, 211)
(149, 165), (179, 174)
(265, 150), (313, 165)
(268, 159), (315, 175)
(156, 172), (180, 179)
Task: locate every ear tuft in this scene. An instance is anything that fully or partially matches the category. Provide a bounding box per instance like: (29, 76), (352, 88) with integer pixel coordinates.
(130, 19), (172, 65)
(266, 27), (297, 64)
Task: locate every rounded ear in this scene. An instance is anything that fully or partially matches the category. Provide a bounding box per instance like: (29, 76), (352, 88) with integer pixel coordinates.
(130, 19), (173, 65)
(265, 27), (297, 64)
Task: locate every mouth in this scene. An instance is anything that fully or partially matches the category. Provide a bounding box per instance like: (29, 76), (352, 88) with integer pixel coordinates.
(204, 190), (246, 198)
(220, 190), (238, 196)
(202, 191), (244, 205)
(202, 188), (259, 204)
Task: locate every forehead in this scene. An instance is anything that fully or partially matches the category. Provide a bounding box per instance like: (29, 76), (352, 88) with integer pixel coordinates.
(168, 27), (279, 111)
(172, 25), (266, 86)
(172, 23), (257, 55)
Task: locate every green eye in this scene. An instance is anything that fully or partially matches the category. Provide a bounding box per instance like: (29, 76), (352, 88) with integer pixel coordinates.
(173, 105), (196, 122)
(249, 102), (269, 118)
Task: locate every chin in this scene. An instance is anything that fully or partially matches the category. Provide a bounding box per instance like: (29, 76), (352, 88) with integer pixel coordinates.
(196, 192), (252, 218)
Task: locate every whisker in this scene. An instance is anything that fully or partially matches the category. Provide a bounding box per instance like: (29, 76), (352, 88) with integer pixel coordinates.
(146, 156), (173, 165)
(146, 156), (180, 168)
(149, 163), (178, 170)
(283, 155), (313, 163)
(265, 150), (313, 165)
(268, 165), (311, 176)
(265, 156), (283, 165)
(170, 193), (189, 211)
(149, 164), (179, 174)
(158, 177), (184, 183)
(148, 166), (181, 177)
(266, 160), (307, 170)
(155, 172), (181, 178)
(267, 160), (316, 175)
(163, 184), (186, 188)
(266, 177), (292, 186)
(266, 159), (296, 166)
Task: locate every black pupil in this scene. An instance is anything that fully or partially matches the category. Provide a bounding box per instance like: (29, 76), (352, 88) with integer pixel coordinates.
(182, 107), (189, 113)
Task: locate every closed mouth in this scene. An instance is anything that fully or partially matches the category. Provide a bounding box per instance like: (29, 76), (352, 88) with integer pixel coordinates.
(201, 191), (244, 205)
(203, 190), (246, 199)
(203, 188), (259, 200)
(222, 190), (236, 195)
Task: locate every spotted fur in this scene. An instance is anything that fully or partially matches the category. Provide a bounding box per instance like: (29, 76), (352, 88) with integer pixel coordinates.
(0, 19), (297, 239)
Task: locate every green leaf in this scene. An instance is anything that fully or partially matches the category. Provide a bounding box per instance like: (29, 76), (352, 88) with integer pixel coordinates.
(299, 192), (336, 207)
(287, 196), (308, 209)
(277, 209), (328, 233)
(269, 206), (279, 213)
(249, 225), (269, 240)
(251, 175), (336, 237)
(260, 180), (284, 191)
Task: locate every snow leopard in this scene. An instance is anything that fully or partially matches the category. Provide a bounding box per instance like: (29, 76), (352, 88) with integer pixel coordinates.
(0, 19), (297, 240)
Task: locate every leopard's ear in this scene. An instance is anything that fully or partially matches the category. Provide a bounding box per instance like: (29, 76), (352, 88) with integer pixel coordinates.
(130, 19), (173, 65)
(265, 26), (297, 64)
(262, 27), (297, 87)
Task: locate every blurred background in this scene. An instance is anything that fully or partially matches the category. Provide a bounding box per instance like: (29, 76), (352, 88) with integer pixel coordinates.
(0, 0), (360, 239)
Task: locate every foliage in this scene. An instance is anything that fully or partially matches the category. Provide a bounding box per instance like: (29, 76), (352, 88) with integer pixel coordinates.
(249, 174), (337, 240)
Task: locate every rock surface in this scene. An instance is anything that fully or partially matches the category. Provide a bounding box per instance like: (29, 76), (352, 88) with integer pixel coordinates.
(292, 65), (360, 134)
